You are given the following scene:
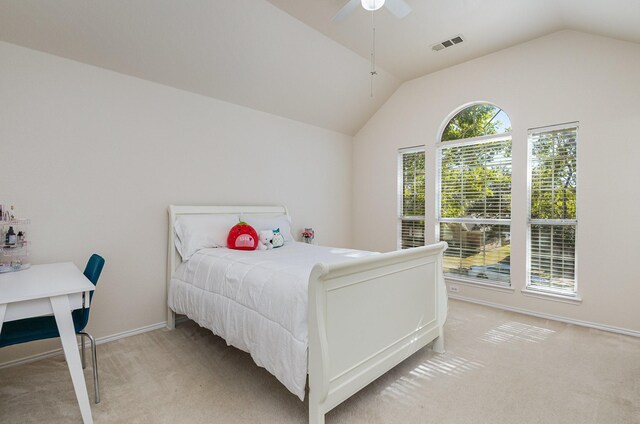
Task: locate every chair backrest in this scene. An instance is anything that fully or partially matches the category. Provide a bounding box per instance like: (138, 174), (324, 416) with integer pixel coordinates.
(74, 254), (105, 331)
(84, 254), (105, 286)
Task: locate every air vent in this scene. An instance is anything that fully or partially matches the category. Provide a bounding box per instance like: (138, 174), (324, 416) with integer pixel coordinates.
(432, 35), (464, 52)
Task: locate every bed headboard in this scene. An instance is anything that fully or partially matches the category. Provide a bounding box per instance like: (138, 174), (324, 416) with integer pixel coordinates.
(166, 205), (289, 328)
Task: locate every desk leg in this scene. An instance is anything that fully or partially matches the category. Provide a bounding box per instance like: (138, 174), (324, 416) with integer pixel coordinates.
(50, 295), (94, 424)
(0, 303), (6, 333)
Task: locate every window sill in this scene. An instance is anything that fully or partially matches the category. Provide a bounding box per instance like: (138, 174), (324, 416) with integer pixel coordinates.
(520, 288), (582, 305)
(445, 276), (515, 294)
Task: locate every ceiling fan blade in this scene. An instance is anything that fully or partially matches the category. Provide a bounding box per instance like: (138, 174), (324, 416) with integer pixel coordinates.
(332, 0), (361, 22)
(385, 0), (412, 19)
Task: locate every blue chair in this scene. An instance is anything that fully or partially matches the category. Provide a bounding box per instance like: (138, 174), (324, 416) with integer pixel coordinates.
(0, 254), (105, 403)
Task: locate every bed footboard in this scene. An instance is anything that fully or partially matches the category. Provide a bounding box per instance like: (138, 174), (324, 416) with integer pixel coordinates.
(308, 242), (447, 424)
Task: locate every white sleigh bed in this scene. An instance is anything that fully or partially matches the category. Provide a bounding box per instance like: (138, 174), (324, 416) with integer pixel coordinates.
(166, 205), (447, 424)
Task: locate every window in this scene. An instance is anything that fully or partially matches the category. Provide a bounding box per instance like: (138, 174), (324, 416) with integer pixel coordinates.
(398, 147), (425, 249)
(437, 103), (512, 285)
(527, 123), (578, 295)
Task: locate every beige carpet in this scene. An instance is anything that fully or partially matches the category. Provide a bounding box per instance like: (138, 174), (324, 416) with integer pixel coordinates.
(0, 300), (638, 424)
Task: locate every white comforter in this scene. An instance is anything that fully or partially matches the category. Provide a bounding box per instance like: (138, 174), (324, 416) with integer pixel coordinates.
(168, 242), (375, 400)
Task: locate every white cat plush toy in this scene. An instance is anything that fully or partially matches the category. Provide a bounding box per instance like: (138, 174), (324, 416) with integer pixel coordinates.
(257, 230), (274, 250)
(271, 228), (285, 248)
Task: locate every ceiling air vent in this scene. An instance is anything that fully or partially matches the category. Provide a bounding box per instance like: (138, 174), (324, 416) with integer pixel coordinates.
(432, 35), (464, 52)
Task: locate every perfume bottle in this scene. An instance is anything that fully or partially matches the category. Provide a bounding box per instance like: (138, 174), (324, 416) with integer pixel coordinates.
(5, 226), (16, 246)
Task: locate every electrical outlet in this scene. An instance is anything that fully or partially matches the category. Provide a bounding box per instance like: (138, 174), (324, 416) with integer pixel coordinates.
(449, 285), (459, 293)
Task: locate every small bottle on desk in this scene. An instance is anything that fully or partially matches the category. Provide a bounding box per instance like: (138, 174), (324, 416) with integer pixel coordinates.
(5, 226), (17, 246)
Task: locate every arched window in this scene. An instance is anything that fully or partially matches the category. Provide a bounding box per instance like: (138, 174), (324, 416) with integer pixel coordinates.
(437, 103), (512, 285)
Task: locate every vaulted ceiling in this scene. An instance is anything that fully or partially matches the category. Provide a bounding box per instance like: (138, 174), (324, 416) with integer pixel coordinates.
(1, 0), (638, 135)
(268, 0), (640, 81)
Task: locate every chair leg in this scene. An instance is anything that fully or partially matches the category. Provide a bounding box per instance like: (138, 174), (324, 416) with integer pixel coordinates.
(79, 331), (100, 404)
(80, 333), (87, 370)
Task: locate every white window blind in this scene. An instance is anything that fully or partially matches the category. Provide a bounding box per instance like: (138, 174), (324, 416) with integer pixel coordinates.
(439, 137), (512, 221)
(438, 135), (512, 284)
(400, 220), (425, 249)
(398, 147), (425, 249)
(528, 124), (578, 294)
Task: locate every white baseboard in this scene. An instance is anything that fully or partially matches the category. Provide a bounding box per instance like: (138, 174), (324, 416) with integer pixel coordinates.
(450, 294), (640, 338)
(96, 321), (170, 345)
(0, 321), (170, 369)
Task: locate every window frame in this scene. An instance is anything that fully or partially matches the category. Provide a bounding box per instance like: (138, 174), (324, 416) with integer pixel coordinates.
(397, 145), (426, 250)
(436, 104), (513, 287)
(526, 122), (579, 298)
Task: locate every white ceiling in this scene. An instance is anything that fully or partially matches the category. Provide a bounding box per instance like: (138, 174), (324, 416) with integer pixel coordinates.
(1, 0), (638, 135)
(267, 0), (640, 81)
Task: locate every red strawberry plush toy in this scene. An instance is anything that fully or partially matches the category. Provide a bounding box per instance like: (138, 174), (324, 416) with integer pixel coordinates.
(227, 222), (258, 250)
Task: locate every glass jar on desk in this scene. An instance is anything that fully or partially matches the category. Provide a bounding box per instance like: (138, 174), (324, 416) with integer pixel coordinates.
(0, 218), (30, 273)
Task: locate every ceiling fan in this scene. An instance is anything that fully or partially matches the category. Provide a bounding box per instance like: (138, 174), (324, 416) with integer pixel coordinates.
(333, 0), (412, 22)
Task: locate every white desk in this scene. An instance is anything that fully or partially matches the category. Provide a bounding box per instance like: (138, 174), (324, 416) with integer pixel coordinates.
(0, 263), (95, 424)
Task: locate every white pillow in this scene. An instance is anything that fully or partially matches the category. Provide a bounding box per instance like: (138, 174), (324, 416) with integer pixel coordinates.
(243, 215), (293, 242)
(174, 214), (239, 260)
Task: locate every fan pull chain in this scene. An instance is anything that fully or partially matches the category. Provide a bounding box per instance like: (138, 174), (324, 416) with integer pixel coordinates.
(370, 10), (377, 97)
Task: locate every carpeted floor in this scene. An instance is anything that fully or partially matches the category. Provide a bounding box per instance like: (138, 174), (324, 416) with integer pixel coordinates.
(0, 299), (638, 423)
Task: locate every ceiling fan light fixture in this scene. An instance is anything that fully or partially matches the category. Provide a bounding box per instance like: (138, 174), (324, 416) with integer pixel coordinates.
(361, 0), (385, 12)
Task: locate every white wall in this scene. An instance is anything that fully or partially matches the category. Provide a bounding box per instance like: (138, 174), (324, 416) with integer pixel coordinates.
(353, 31), (640, 334)
(0, 41), (353, 364)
